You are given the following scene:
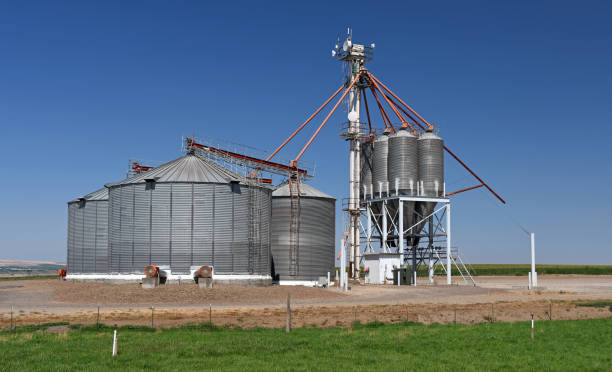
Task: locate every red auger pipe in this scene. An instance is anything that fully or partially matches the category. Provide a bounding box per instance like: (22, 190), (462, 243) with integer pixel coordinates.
(367, 73), (505, 204)
(266, 83), (346, 162)
(369, 75), (418, 135)
(368, 84), (394, 132)
(361, 87), (373, 136)
(187, 139), (308, 175)
(445, 184), (484, 197)
(443, 147), (506, 204)
(293, 72), (363, 163)
(368, 73), (435, 131)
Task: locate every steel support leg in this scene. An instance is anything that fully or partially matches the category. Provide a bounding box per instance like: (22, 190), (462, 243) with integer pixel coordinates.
(446, 202), (452, 285)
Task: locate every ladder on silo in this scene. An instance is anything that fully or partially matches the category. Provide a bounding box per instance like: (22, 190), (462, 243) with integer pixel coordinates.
(247, 181), (257, 274)
(288, 174), (301, 277)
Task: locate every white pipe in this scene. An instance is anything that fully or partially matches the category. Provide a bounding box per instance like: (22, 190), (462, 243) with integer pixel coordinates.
(340, 239), (345, 289)
(429, 259), (434, 284)
(349, 148), (355, 274)
(345, 271), (348, 291)
(398, 199), (404, 273)
(382, 201), (388, 252)
(446, 202), (452, 285)
(367, 203), (372, 253)
(530, 233), (536, 288)
(528, 272), (532, 290)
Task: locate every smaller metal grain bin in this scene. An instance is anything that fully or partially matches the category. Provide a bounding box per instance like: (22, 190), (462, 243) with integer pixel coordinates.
(271, 182), (335, 283)
(67, 187), (109, 274)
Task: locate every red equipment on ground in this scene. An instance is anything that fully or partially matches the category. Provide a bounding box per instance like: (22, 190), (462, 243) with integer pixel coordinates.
(144, 265), (159, 278)
(197, 265), (213, 278)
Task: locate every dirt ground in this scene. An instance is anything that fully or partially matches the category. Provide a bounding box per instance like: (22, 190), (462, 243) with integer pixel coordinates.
(1, 275), (611, 329)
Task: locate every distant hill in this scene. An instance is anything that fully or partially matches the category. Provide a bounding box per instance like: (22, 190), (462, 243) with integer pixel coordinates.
(0, 260), (64, 276)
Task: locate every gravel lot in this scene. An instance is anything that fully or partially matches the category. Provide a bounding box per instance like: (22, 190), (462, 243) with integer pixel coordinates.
(1, 275), (610, 328)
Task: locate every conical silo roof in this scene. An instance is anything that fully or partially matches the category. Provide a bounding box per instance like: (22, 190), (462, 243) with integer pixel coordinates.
(68, 187), (108, 204)
(105, 153), (251, 187)
(273, 182), (335, 199)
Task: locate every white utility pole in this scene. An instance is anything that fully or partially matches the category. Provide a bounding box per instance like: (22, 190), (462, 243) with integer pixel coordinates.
(530, 232), (537, 288)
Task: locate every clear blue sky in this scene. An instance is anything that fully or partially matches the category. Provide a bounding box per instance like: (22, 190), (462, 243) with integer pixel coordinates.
(0, 1), (610, 264)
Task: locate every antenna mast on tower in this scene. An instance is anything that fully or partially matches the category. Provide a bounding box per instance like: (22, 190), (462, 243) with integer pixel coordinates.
(332, 28), (374, 278)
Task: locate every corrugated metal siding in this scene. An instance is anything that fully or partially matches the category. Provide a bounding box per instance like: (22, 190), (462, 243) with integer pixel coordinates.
(67, 203), (75, 272)
(109, 187), (121, 272)
(133, 183), (150, 272)
(95, 201), (109, 272)
(255, 188), (272, 274)
(73, 203), (84, 273)
(106, 182), (271, 275)
(170, 184), (192, 274)
(232, 185), (249, 273)
(119, 185), (135, 273)
(82, 204), (96, 272)
(372, 134), (389, 195)
(151, 183), (171, 268)
(271, 196), (335, 281)
(213, 184), (233, 273)
(193, 184), (214, 267)
(67, 199), (109, 274)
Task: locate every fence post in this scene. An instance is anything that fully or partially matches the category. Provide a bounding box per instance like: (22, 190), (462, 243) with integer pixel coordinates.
(112, 324), (118, 356)
(405, 304), (409, 324)
(530, 314), (534, 339)
(549, 300), (552, 321)
(10, 305), (14, 331)
(209, 304), (212, 329)
(491, 303), (494, 323)
(286, 294), (291, 333)
(151, 306), (154, 329)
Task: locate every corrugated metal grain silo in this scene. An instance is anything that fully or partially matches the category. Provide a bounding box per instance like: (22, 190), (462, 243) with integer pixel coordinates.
(372, 133), (389, 196)
(271, 183), (335, 282)
(66, 188), (109, 274)
(106, 153), (272, 281)
(416, 130), (444, 231)
(388, 128), (418, 230)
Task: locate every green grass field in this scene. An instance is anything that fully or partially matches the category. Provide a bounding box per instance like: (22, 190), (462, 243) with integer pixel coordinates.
(2, 318), (611, 371)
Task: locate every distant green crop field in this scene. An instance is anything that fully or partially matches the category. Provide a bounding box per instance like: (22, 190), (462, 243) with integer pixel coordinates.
(412, 264), (612, 277)
(341, 264), (612, 278)
(0, 275), (57, 282)
(1, 319), (611, 371)
(447, 264), (612, 276)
